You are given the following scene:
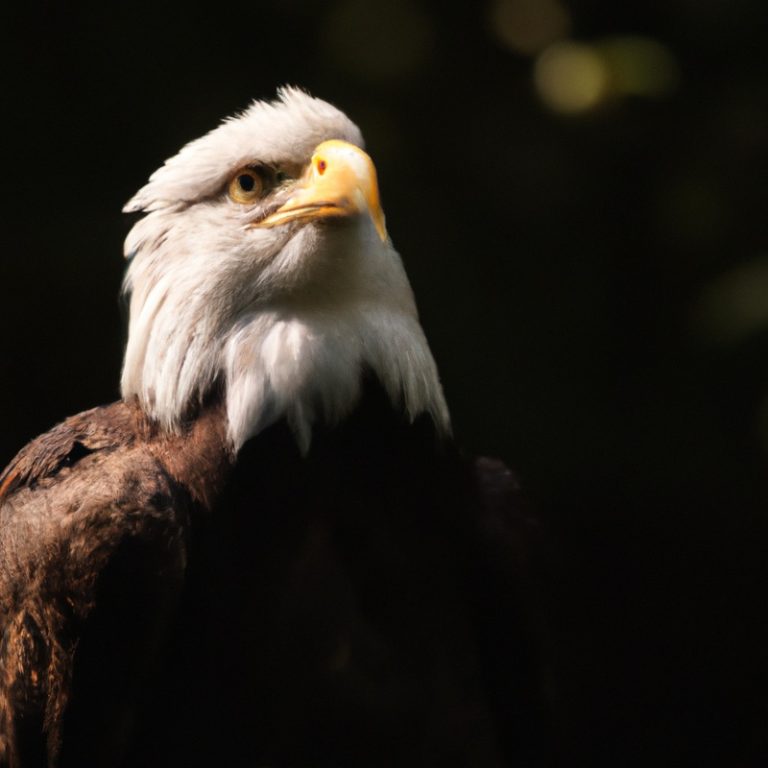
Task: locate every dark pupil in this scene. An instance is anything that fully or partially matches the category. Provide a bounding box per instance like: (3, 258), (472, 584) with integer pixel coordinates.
(238, 174), (256, 192)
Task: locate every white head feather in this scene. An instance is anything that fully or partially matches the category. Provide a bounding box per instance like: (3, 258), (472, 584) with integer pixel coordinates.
(121, 87), (450, 452)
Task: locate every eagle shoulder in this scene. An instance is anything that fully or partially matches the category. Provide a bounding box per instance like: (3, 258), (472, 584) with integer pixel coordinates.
(0, 400), (227, 767)
(465, 456), (552, 762)
(0, 401), (144, 503)
(0, 402), (188, 605)
(470, 456), (530, 554)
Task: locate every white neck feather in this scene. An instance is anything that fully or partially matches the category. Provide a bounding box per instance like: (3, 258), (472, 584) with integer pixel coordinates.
(220, 303), (448, 452)
(121, 217), (450, 453)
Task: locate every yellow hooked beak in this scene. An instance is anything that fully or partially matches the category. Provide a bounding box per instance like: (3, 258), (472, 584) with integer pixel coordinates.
(255, 140), (387, 242)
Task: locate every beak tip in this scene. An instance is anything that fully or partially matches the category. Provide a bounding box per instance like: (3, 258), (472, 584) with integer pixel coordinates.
(375, 218), (388, 242)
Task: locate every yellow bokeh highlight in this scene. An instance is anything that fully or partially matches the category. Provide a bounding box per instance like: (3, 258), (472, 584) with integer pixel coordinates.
(534, 42), (609, 114)
(534, 36), (679, 114)
(602, 36), (680, 98)
(489, 0), (571, 56)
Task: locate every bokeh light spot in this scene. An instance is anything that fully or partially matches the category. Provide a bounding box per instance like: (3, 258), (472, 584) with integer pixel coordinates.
(602, 36), (680, 98)
(535, 36), (679, 114)
(692, 256), (768, 344)
(488, 0), (571, 56)
(323, 0), (434, 82)
(534, 42), (608, 114)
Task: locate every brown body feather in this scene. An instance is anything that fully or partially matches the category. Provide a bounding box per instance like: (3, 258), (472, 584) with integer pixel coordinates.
(0, 383), (545, 768)
(0, 401), (230, 766)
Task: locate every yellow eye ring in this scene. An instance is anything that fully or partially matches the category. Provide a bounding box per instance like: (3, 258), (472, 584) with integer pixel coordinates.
(228, 168), (265, 204)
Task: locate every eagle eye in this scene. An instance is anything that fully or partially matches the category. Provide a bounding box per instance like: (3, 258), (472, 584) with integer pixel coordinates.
(229, 168), (266, 204)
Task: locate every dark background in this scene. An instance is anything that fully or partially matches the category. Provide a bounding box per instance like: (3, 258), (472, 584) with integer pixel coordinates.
(3, 1), (767, 765)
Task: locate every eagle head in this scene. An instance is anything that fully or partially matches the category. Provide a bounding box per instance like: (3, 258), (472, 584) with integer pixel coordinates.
(121, 87), (449, 452)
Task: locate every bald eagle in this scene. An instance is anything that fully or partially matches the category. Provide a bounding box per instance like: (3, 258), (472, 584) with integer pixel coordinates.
(0, 89), (543, 768)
